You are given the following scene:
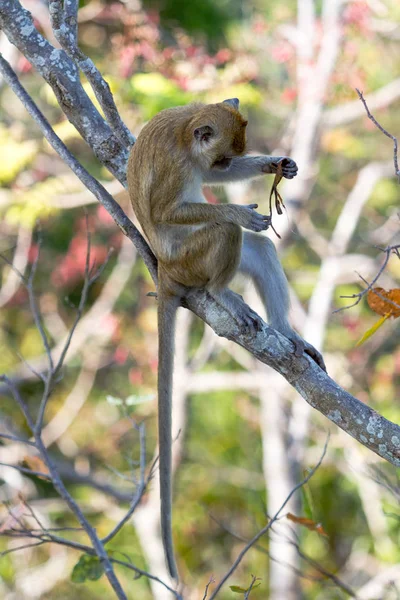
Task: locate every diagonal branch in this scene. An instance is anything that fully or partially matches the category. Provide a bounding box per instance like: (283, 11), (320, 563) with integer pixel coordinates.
(0, 0), (129, 181)
(0, 53), (157, 283)
(48, 0), (134, 148)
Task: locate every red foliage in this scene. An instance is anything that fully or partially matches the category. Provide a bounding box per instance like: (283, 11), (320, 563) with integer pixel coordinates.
(129, 368), (143, 385)
(343, 2), (371, 34)
(271, 41), (294, 64)
(114, 345), (130, 365)
(203, 188), (219, 204)
(97, 205), (115, 226)
(17, 55), (33, 74)
(28, 244), (39, 264)
(281, 87), (297, 104)
(52, 235), (108, 287)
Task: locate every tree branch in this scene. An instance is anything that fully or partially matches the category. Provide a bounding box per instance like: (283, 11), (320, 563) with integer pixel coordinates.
(0, 0), (129, 182)
(48, 0), (134, 148)
(1, 10), (399, 472)
(0, 52), (157, 282)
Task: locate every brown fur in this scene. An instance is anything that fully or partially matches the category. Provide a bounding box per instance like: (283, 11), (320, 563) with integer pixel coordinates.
(127, 100), (261, 580)
(126, 100), (327, 580)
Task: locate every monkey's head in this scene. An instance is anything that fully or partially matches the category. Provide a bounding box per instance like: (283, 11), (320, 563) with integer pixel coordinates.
(190, 98), (248, 170)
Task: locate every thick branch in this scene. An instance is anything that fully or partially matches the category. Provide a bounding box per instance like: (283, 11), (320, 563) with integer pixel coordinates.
(186, 289), (400, 468)
(48, 0), (134, 148)
(0, 0), (129, 182)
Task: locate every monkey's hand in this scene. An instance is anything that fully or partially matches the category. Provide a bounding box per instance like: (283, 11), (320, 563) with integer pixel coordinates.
(262, 157), (298, 179)
(236, 204), (271, 233)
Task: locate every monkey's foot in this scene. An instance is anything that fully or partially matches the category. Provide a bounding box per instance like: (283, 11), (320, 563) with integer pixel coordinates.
(210, 289), (264, 334)
(286, 330), (326, 371)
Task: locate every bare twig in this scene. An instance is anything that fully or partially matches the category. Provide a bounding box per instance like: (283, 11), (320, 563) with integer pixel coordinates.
(0, 53), (157, 282)
(0, 432), (35, 446)
(0, 461), (50, 480)
(334, 243), (400, 313)
(244, 575), (262, 599)
(0, 226), (32, 307)
(48, 0), (134, 148)
(0, 0), (129, 181)
(1, 376), (128, 600)
(202, 575), (216, 600)
(356, 88), (400, 181)
(0, 245), (132, 599)
(102, 422), (153, 545)
(211, 513), (356, 597)
(208, 437), (329, 598)
(0, 525), (182, 599)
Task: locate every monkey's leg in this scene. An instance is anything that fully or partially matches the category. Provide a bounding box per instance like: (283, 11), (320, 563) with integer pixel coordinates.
(209, 288), (264, 333)
(239, 232), (326, 369)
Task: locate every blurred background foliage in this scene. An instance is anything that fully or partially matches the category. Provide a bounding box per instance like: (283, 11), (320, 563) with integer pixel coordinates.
(0, 0), (400, 599)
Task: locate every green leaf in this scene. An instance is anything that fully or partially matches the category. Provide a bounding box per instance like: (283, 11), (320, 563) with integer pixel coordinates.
(356, 315), (389, 347)
(230, 586), (247, 593)
(106, 395), (123, 406)
(125, 393), (155, 405)
(71, 554), (104, 584)
(301, 481), (315, 521)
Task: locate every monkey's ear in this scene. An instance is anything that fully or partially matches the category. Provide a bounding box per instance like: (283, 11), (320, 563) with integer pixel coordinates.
(194, 125), (215, 143)
(223, 97), (240, 110)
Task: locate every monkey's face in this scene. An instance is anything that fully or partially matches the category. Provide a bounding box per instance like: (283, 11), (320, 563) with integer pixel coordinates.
(192, 101), (248, 170)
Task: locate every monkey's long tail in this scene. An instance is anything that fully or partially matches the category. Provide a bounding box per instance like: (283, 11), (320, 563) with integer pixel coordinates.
(157, 290), (181, 581)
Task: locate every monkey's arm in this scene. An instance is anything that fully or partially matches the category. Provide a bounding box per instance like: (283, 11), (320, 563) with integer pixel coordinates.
(155, 202), (270, 232)
(204, 155), (297, 185)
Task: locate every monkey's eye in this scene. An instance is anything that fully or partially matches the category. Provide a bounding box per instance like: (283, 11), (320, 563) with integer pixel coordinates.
(194, 125), (214, 143)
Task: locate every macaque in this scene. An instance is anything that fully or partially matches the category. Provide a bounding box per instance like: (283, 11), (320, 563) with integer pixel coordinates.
(127, 98), (325, 580)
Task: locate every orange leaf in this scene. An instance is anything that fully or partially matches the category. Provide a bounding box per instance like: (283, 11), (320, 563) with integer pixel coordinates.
(367, 287), (400, 318)
(22, 455), (49, 479)
(286, 512), (328, 536)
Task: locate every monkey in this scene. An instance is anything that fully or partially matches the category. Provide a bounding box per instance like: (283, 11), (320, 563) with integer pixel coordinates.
(127, 98), (325, 580)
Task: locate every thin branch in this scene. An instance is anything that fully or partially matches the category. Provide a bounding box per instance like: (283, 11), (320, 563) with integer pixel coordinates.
(0, 53), (157, 282)
(48, 0), (134, 148)
(211, 514), (356, 597)
(1, 337), (128, 599)
(64, 0), (78, 42)
(102, 423), (152, 545)
(0, 433), (35, 446)
(202, 576), (216, 600)
(0, 461), (50, 480)
(334, 244), (400, 313)
(1, 527), (182, 599)
(0, 540), (46, 557)
(208, 437), (329, 599)
(0, 0), (128, 181)
(356, 88), (400, 181)
(0, 375), (35, 432)
(244, 576), (262, 599)
(26, 236), (54, 373)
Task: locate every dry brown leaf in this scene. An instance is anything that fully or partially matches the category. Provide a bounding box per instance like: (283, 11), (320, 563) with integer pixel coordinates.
(367, 287), (400, 318)
(268, 159), (286, 239)
(22, 455), (50, 479)
(286, 512), (328, 536)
